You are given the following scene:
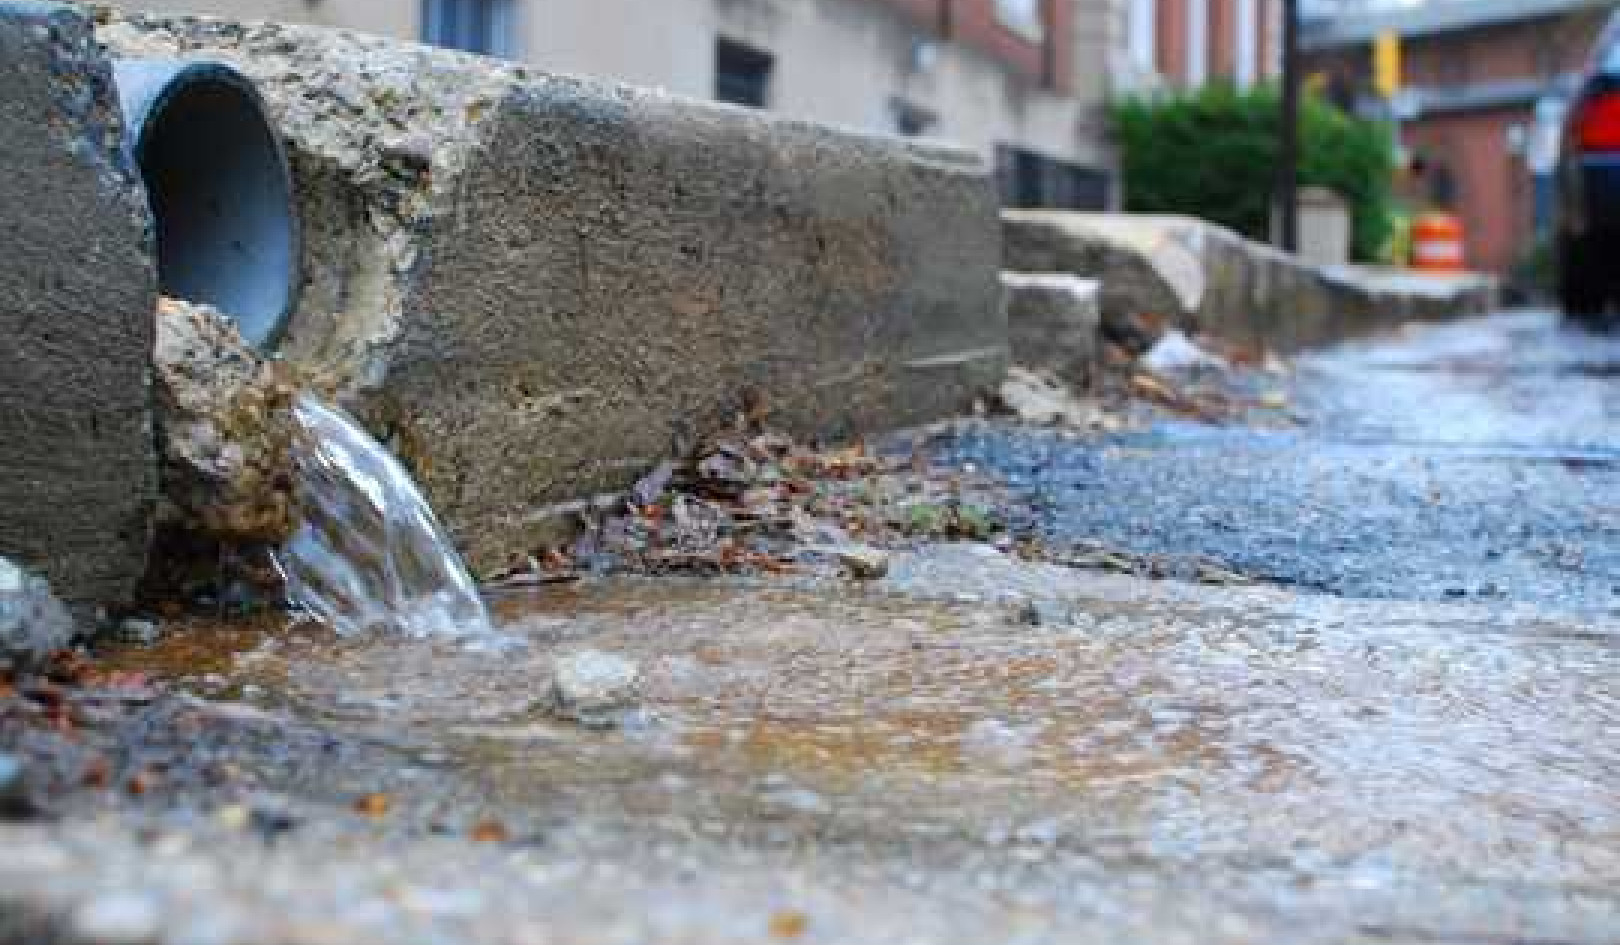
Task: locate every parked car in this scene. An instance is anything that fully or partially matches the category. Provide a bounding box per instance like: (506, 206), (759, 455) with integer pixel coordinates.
(1558, 10), (1620, 321)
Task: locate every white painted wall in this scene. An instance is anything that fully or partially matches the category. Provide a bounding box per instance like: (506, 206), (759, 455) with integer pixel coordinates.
(112, 0), (420, 38)
(1186, 0), (1208, 87)
(1234, 0), (1257, 87)
(105, 0), (1115, 170)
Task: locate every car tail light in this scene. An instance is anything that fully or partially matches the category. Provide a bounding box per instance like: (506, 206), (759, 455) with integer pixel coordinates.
(1578, 91), (1620, 151)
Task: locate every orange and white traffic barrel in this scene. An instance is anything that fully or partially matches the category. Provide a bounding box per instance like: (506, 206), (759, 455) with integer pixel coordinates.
(1410, 212), (1466, 272)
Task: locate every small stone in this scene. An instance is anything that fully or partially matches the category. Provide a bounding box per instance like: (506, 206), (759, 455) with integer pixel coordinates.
(214, 805), (250, 831)
(960, 718), (1037, 769)
(0, 559), (20, 594)
(0, 752), (34, 819)
(1016, 598), (1072, 627)
(0, 557), (75, 669)
(550, 650), (641, 725)
(813, 545), (890, 581)
(71, 891), (163, 945)
(117, 618), (160, 645)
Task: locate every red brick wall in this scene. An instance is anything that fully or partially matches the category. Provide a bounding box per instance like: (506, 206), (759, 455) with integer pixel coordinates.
(1306, 10), (1610, 95)
(1209, 0), (1234, 80)
(1158, 0), (1188, 84)
(1304, 8), (1610, 272)
(1149, 0), (1275, 89)
(869, 0), (1074, 92)
(1258, 0), (1274, 82)
(1403, 14), (1607, 88)
(1404, 107), (1534, 273)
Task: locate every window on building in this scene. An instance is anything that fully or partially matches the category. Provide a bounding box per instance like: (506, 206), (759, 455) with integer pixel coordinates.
(1429, 163), (1458, 209)
(890, 98), (939, 137)
(422, 0), (514, 57)
(715, 39), (774, 108)
(996, 146), (1111, 211)
(995, 0), (1045, 42)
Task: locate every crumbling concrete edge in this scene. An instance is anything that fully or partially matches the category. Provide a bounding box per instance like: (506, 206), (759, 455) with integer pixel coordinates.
(1003, 210), (1500, 353)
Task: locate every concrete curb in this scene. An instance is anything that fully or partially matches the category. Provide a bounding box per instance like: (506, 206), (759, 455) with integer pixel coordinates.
(1003, 211), (1499, 352)
(99, 13), (1008, 572)
(0, 2), (157, 614)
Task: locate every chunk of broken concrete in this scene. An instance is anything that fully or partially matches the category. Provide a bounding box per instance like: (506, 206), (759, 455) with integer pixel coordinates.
(151, 298), (300, 546)
(549, 650), (641, 726)
(1002, 210), (1495, 353)
(995, 367), (1111, 429)
(811, 545), (892, 581)
(0, 2), (158, 613)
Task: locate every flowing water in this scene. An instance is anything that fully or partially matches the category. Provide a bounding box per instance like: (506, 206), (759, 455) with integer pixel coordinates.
(273, 394), (496, 640)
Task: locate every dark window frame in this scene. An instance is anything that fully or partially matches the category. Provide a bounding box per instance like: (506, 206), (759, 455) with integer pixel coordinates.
(421, 0), (514, 57)
(715, 38), (775, 108)
(996, 145), (1111, 211)
(891, 98), (939, 137)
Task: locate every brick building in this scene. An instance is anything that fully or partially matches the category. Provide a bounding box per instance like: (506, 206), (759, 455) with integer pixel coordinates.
(1117, 0), (1282, 92)
(1304, 0), (1614, 274)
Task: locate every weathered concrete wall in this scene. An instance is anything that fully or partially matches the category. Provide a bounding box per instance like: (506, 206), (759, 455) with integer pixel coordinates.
(1004, 211), (1499, 352)
(100, 14), (1008, 572)
(0, 2), (157, 613)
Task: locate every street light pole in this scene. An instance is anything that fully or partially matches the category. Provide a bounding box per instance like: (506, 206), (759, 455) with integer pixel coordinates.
(1278, 0), (1300, 253)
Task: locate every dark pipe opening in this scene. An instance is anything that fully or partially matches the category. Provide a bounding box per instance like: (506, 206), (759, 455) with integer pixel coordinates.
(115, 61), (299, 349)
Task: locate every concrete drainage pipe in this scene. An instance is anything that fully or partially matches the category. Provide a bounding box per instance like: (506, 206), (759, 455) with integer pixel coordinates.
(114, 60), (299, 349)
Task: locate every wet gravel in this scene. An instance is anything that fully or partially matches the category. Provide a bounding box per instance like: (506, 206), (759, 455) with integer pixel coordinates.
(936, 311), (1620, 610)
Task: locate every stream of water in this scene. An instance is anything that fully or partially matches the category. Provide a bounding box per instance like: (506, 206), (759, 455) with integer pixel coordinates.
(273, 395), (496, 640)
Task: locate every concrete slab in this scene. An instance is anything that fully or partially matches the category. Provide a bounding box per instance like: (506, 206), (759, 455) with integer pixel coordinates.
(1004, 210), (1499, 352)
(0, 2), (157, 613)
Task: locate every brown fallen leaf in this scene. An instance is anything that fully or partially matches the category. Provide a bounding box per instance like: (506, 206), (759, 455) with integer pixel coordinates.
(353, 792), (391, 818)
(770, 909), (809, 939)
(469, 820), (509, 842)
(81, 756), (111, 789)
(126, 769), (157, 796)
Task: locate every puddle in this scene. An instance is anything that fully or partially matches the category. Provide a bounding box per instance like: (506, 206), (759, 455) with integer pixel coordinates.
(96, 573), (1620, 884)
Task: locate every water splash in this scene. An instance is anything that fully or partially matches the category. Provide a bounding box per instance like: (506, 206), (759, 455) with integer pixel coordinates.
(274, 394), (495, 640)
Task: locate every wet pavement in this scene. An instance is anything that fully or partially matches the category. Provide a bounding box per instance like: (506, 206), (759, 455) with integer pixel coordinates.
(942, 310), (1620, 607)
(3, 311), (1620, 944)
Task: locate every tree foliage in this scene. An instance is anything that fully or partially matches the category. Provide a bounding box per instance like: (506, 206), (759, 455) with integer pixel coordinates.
(1110, 84), (1395, 262)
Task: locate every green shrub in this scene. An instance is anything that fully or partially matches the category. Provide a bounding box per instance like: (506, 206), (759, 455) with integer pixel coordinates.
(1110, 84), (1396, 262)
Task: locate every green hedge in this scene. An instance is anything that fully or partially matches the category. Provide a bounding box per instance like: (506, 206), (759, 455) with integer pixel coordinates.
(1110, 84), (1395, 262)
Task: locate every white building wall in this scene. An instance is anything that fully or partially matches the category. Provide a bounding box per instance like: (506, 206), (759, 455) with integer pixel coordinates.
(511, 0), (1110, 168)
(106, 0), (1114, 170)
(111, 0), (420, 39)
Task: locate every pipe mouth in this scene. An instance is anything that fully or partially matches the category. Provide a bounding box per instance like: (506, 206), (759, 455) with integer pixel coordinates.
(115, 60), (299, 350)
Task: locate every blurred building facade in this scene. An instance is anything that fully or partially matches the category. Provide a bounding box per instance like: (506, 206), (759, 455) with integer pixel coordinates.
(105, 0), (1280, 211)
(1116, 0), (1282, 94)
(1304, 0), (1615, 274)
